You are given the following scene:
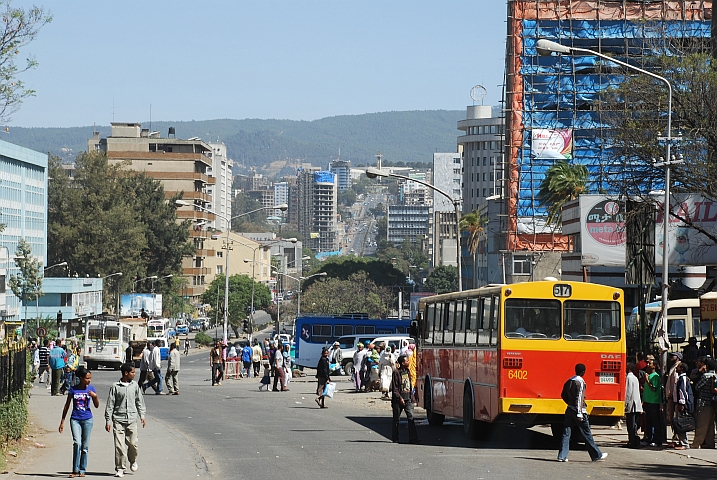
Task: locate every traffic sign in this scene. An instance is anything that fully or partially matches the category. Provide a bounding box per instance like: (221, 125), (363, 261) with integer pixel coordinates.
(36, 326), (47, 338)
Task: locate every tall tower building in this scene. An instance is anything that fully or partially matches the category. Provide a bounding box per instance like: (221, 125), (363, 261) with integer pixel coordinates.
(432, 152), (462, 269)
(206, 142), (232, 230)
(329, 159), (351, 192)
(297, 168), (338, 253)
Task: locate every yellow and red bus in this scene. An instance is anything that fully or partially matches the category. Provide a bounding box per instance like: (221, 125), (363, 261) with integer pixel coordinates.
(416, 280), (625, 439)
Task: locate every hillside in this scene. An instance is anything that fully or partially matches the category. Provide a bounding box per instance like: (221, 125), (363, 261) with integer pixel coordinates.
(6, 110), (464, 172)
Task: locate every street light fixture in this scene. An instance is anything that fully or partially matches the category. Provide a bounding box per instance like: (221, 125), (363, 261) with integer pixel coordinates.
(175, 198), (288, 343)
(536, 38), (675, 362)
(366, 167), (463, 291)
(35, 261), (68, 330)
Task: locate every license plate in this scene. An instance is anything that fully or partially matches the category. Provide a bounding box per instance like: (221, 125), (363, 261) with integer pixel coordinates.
(598, 372), (615, 384)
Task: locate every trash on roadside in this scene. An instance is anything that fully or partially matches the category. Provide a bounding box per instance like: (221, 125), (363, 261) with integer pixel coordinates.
(34, 443), (46, 448)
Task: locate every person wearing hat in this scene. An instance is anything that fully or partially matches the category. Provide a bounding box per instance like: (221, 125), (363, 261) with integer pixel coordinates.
(328, 341), (343, 372)
(666, 351), (683, 444)
(352, 343), (367, 392)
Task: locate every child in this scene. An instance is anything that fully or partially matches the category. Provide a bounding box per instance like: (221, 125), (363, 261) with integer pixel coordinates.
(105, 363), (146, 478)
(259, 364), (271, 391)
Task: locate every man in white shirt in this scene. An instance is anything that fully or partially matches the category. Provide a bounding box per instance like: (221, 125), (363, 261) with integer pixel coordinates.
(142, 340), (163, 395)
(624, 362), (643, 449)
(272, 343), (287, 392)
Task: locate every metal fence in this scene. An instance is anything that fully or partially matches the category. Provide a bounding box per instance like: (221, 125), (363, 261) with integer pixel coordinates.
(0, 342), (27, 402)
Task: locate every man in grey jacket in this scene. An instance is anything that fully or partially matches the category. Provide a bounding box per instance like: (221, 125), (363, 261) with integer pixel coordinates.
(624, 362), (643, 449)
(165, 342), (181, 395)
(105, 363), (146, 478)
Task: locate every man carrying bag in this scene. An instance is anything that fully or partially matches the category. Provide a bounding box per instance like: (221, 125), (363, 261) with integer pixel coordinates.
(672, 361), (695, 450)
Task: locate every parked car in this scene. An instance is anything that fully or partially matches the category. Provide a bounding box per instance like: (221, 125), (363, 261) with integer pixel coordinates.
(176, 324), (189, 335)
(337, 334), (414, 376)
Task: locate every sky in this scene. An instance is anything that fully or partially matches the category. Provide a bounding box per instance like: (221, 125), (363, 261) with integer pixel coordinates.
(10, 0), (508, 128)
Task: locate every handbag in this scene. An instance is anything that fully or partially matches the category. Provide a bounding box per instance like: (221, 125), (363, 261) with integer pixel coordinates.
(673, 412), (696, 433)
(322, 382), (336, 398)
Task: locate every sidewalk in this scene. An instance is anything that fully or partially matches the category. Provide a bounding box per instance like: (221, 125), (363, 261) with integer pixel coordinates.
(1, 384), (210, 478)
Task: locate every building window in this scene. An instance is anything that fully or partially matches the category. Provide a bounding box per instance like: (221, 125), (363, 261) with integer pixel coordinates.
(217, 251), (222, 257)
(513, 256), (532, 275)
(217, 266), (223, 275)
(490, 172), (494, 181)
(490, 157), (495, 165)
(483, 173), (487, 181)
(454, 157), (461, 164)
(483, 158), (487, 166)
(482, 188), (486, 197)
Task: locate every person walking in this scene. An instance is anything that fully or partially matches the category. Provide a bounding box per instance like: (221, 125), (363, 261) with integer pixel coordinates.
(105, 364), (146, 478)
(272, 343), (287, 391)
(210, 341), (223, 386)
(38, 339), (51, 389)
(391, 354), (418, 444)
(165, 342), (180, 395)
(59, 366), (99, 478)
(557, 363), (608, 462)
(49, 339), (67, 396)
(242, 343), (253, 378)
(315, 348), (331, 408)
(642, 358), (663, 447)
(251, 339), (262, 378)
(624, 362), (643, 449)
(138, 342), (151, 387)
(691, 356), (716, 449)
(184, 337), (190, 356)
(142, 341), (163, 395)
(352, 343), (367, 392)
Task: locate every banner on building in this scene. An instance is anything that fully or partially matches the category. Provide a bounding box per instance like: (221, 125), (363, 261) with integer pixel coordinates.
(120, 293), (162, 317)
(656, 194), (717, 266)
(310, 232), (320, 239)
(580, 196), (626, 266)
(531, 129), (573, 159)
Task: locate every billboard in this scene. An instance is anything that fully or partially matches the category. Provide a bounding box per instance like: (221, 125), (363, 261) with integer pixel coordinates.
(656, 194), (717, 266)
(581, 196), (626, 266)
(120, 293), (162, 317)
(531, 129), (573, 159)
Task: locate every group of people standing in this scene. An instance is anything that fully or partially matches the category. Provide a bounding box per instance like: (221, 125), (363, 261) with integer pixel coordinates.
(31, 338), (82, 396)
(351, 340), (416, 396)
(624, 350), (717, 450)
(211, 338), (292, 391)
(138, 340), (181, 395)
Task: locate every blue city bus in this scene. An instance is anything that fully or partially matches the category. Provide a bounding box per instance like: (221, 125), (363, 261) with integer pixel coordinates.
(294, 314), (411, 369)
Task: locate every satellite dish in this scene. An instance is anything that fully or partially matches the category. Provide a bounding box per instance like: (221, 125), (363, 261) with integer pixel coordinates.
(470, 85), (487, 105)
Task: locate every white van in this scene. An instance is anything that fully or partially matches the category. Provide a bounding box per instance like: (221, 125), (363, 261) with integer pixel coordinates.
(337, 334), (414, 375)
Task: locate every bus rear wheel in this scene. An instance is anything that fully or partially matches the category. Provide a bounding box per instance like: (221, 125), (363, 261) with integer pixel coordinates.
(463, 389), (479, 439)
(424, 379), (445, 426)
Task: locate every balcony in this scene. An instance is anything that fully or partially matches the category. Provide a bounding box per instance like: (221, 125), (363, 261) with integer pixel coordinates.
(183, 267), (210, 276)
(189, 229), (210, 239)
(145, 171), (215, 184)
(107, 150), (212, 167)
(182, 286), (207, 297)
(177, 210), (216, 222)
(168, 190), (211, 202)
(194, 249), (216, 257)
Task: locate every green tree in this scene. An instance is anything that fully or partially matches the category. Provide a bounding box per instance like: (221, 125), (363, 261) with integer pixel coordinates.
(460, 210), (488, 256)
(231, 191), (268, 231)
(8, 239), (42, 321)
(304, 257), (407, 290)
(0, 2), (51, 122)
(300, 271), (391, 318)
(537, 160), (589, 226)
(338, 188), (357, 207)
(200, 274), (271, 337)
(425, 265), (458, 294)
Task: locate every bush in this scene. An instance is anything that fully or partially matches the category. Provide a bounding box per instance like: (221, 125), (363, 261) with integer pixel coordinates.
(0, 394), (28, 445)
(194, 332), (214, 346)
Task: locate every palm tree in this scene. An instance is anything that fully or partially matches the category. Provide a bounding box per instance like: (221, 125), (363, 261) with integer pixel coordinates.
(537, 160), (589, 226)
(459, 210), (488, 256)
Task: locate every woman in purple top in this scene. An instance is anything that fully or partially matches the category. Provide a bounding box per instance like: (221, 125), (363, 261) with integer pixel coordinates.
(59, 366), (99, 477)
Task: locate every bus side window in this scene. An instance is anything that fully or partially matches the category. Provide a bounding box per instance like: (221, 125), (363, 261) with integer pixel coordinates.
(434, 303), (444, 344)
(444, 301), (455, 346)
(490, 295), (499, 346)
(312, 324), (332, 344)
(425, 304), (435, 345)
(466, 299), (478, 346)
(454, 300), (466, 346)
(477, 297), (489, 346)
(334, 325), (353, 337)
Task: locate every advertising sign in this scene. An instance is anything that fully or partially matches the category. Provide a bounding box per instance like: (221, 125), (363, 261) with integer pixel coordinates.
(579, 195), (626, 266)
(656, 194), (717, 266)
(120, 293), (162, 317)
(531, 129), (573, 159)
(700, 292), (717, 321)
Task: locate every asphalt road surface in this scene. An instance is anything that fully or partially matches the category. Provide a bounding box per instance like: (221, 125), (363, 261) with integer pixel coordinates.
(88, 354), (715, 479)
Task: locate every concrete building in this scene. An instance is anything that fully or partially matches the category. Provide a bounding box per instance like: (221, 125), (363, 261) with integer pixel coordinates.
(35, 277), (105, 339)
(297, 168), (338, 253)
(458, 105), (504, 213)
(431, 152), (462, 269)
(387, 205), (430, 246)
(89, 123), (215, 301)
(0, 140), (48, 341)
(206, 143), (232, 230)
(234, 173), (269, 192)
(273, 181), (288, 217)
(329, 159), (352, 192)
(247, 189), (274, 210)
(203, 233), (273, 287)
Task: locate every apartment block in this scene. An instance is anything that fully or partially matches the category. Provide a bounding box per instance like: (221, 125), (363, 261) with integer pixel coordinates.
(431, 152), (462, 269)
(89, 123), (215, 300)
(329, 159), (351, 192)
(387, 205), (430, 245)
(274, 182), (288, 217)
(297, 168), (338, 253)
(206, 143), (232, 230)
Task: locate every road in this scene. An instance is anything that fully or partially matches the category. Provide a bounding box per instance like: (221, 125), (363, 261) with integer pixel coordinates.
(86, 354), (715, 479)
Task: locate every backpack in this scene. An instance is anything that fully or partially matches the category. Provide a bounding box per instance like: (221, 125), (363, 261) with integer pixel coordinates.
(561, 378), (574, 404)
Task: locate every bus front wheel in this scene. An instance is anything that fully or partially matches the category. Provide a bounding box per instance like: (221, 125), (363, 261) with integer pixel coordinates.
(424, 378), (445, 426)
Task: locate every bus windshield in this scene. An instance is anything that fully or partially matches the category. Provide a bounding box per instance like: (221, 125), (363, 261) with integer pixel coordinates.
(504, 299), (561, 339)
(564, 300), (621, 341)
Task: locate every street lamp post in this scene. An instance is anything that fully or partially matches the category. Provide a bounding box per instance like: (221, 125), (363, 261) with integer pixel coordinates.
(36, 261), (68, 327)
(176, 199), (289, 343)
(366, 167), (463, 291)
(536, 38), (675, 364)
(101, 272), (123, 318)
